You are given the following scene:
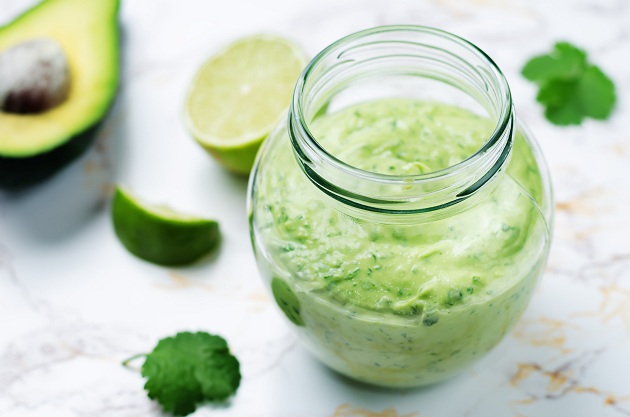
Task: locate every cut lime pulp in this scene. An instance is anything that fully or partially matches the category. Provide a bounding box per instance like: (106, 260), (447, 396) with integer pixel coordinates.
(184, 34), (308, 174)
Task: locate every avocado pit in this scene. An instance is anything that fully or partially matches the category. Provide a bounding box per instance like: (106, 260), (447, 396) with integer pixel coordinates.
(0, 37), (70, 114)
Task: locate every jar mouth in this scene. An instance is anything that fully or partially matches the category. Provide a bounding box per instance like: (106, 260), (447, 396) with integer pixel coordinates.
(289, 25), (514, 213)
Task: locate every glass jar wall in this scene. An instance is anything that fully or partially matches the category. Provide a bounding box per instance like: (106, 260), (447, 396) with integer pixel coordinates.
(248, 26), (553, 387)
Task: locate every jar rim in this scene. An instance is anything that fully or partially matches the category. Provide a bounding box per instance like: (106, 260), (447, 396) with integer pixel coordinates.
(291, 25), (513, 186)
(288, 25), (515, 214)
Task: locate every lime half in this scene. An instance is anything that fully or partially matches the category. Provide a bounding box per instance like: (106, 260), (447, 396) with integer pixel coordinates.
(111, 186), (220, 266)
(184, 35), (308, 175)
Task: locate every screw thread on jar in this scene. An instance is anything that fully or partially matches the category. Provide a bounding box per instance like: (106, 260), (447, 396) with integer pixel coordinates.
(288, 25), (514, 214)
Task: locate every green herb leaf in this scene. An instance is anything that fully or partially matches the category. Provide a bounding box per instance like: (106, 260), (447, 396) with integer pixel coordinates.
(537, 79), (584, 125)
(522, 41), (616, 126)
(271, 277), (304, 326)
(522, 42), (587, 81)
(140, 332), (241, 416)
(578, 65), (616, 119)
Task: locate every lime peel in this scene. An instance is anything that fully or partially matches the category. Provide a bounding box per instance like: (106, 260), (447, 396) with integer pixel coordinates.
(111, 186), (220, 266)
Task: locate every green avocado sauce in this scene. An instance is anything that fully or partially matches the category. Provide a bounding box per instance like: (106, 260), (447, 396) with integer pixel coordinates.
(312, 98), (493, 175)
(254, 98), (549, 386)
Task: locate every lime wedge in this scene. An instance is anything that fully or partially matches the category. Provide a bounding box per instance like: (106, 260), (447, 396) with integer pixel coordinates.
(184, 34), (307, 175)
(111, 186), (219, 266)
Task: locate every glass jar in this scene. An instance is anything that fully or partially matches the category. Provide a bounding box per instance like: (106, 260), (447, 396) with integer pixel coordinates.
(247, 26), (553, 387)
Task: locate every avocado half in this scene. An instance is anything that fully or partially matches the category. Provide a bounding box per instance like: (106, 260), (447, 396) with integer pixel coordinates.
(0, 0), (120, 189)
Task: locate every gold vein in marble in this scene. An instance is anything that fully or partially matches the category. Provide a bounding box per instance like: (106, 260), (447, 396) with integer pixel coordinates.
(247, 289), (271, 312)
(555, 188), (608, 215)
(572, 283), (630, 333)
(509, 396), (536, 417)
(611, 142), (629, 157)
(510, 361), (630, 415)
(331, 404), (418, 417)
(153, 271), (215, 292)
(511, 316), (577, 354)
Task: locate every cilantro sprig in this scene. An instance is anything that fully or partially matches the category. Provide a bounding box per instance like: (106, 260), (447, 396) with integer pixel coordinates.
(125, 331), (241, 416)
(522, 42), (616, 126)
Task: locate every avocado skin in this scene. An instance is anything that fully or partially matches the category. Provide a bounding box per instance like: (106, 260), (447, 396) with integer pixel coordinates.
(0, 122), (103, 190)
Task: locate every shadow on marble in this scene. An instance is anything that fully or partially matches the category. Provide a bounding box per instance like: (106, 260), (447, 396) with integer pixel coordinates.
(210, 164), (250, 197)
(0, 100), (127, 243)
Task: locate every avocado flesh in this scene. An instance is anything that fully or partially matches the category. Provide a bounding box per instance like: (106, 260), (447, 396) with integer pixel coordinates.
(0, 0), (120, 188)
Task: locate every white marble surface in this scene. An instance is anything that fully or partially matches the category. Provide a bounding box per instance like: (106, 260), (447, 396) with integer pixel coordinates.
(1, 0), (629, 416)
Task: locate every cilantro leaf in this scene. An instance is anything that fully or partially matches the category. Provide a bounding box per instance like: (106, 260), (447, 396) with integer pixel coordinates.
(522, 42), (587, 81)
(522, 41), (616, 126)
(537, 79), (577, 108)
(140, 332), (241, 416)
(578, 65), (616, 119)
(537, 79), (584, 125)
